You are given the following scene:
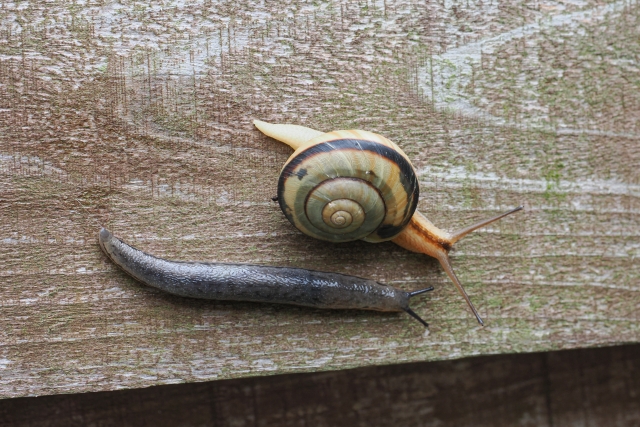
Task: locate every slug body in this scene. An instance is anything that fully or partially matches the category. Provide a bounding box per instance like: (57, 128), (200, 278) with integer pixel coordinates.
(255, 120), (523, 326)
(99, 228), (433, 326)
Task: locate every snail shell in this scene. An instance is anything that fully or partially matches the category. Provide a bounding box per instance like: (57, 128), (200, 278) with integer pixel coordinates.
(277, 130), (419, 243)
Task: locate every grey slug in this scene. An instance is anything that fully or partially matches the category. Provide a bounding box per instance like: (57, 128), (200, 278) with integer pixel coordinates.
(99, 228), (434, 327)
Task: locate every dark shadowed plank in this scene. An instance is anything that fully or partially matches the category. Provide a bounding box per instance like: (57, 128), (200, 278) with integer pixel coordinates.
(0, 344), (638, 427)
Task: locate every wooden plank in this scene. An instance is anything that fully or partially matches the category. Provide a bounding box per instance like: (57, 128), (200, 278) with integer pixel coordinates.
(0, 344), (638, 426)
(0, 0), (638, 397)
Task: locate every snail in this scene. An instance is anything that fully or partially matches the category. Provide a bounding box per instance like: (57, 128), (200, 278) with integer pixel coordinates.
(99, 228), (435, 326)
(254, 119), (523, 326)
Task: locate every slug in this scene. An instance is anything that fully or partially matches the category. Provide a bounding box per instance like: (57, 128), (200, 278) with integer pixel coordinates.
(99, 228), (434, 327)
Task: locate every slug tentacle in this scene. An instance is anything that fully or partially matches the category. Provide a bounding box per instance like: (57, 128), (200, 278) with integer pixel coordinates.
(403, 307), (430, 328)
(99, 228), (432, 327)
(403, 286), (435, 327)
(409, 287), (435, 298)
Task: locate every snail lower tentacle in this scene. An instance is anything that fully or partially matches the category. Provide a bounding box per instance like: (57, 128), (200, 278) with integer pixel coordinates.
(99, 228), (432, 326)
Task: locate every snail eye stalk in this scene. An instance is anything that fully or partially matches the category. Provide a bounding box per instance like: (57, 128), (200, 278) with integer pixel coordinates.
(449, 206), (524, 244)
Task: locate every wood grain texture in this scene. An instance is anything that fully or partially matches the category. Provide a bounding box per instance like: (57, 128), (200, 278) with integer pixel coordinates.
(0, 0), (638, 397)
(0, 344), (639, 426)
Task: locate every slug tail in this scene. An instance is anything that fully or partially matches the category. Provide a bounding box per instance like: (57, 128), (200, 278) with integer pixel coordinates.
(449, 206), (523, 244)
(253, 119), (324, 150)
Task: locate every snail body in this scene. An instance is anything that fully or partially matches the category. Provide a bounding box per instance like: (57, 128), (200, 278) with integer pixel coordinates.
(99, 228), (433, 326)
(255, 120), (523, 326)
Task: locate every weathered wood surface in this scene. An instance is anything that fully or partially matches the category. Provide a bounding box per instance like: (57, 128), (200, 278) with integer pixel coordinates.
(1, 344), (639, 426)
(0, 0), (638, 398)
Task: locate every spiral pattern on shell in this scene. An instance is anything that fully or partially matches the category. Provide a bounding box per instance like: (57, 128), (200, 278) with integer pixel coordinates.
(277, 130), (420, 243)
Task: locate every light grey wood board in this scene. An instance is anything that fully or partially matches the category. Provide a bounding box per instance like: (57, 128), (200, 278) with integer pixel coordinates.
(0, 0), (638, 397)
